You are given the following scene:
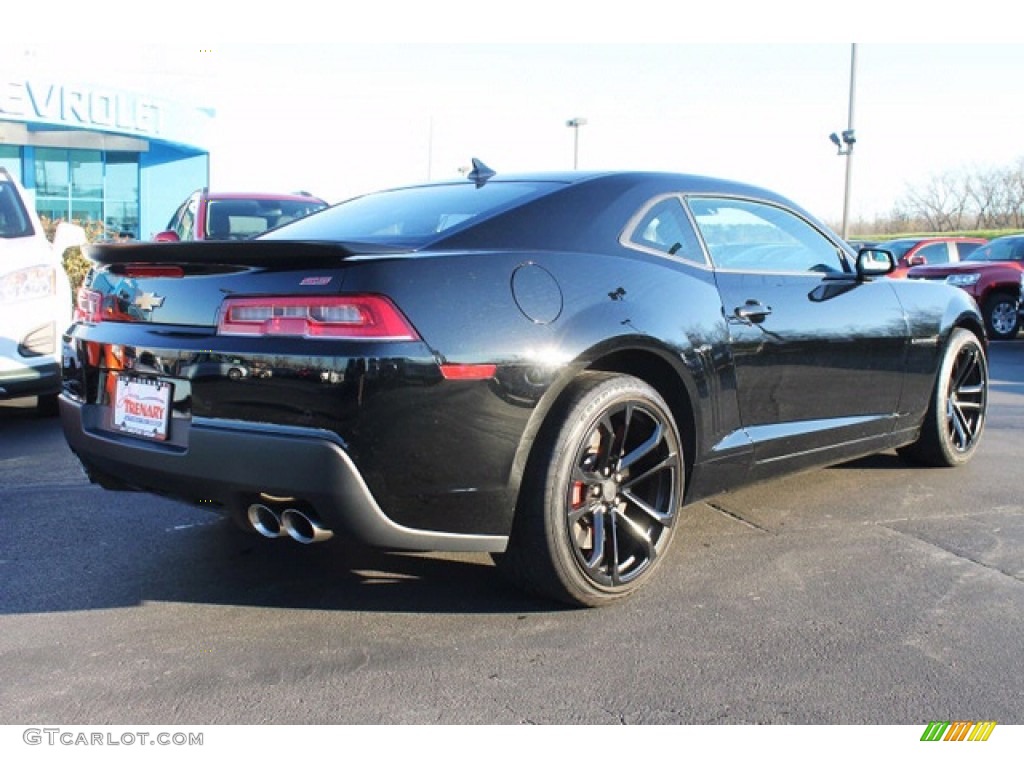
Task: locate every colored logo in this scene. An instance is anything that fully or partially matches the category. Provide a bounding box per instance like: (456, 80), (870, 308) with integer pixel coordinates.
(921, 721), (996, 742)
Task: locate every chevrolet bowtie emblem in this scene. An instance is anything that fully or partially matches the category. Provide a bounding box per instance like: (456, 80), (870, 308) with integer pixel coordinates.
(134, 292), (165, 312)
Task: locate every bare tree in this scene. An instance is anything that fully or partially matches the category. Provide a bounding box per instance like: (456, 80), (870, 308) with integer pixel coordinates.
(965, 166), (1007, 228)
(1005, 157), (1024, 228)
(887, 158), (1024, 233)
(900, 172), (972, 232)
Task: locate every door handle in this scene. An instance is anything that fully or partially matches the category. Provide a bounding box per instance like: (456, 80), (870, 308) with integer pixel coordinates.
(734, 300), (772, 323)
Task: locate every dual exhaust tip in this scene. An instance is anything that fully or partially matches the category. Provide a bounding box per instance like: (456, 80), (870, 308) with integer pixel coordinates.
(247, 502), (334, 544)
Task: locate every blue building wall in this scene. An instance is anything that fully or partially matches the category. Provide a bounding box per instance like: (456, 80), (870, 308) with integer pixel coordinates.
(140, 145), (209, 238)
(0, 76), (212, 240)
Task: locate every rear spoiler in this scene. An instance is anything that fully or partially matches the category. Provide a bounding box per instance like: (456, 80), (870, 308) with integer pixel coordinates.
(84, 239), (408, 268)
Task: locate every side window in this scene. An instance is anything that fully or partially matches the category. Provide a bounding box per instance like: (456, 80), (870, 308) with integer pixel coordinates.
(915, 242), (950, 265)
(177, 196), (198, 241)
(686, 196), (846, 274)
(166, 203), (184, 234)
(0, 180), (32, 238)
(625, 196), (706, 265)
(956, 242), (982, 260)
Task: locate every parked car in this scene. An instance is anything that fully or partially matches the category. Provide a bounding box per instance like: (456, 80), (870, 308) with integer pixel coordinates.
(874, 236), (987, 278)
(0, 167), (86, 415)
(61, 166), (988, 607)
(153, 189), (327, 242)
(178, 353), (248, 381)
(908, 234), (1024, 339)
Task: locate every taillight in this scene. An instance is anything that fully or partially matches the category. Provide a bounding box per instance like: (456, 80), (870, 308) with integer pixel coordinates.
(217, 295), (420, 340)
(0, 265), (56, 303)
(116, 265), (185, 279)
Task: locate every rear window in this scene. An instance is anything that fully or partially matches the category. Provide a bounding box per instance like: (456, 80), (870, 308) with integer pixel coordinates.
(262, 181), (562, 247)
(206, 198), (327, 241)
(0, 180), (33, 239)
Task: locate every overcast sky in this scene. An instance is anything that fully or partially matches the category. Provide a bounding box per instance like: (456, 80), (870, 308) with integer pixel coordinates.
(8, 4), (1023, 228)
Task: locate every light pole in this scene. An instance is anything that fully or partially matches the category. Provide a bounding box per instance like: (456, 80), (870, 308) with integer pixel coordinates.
(566, 117), (587, 169)
(829, 44), (857, 240)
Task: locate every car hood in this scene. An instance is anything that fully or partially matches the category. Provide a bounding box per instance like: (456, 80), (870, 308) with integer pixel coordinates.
(1, 233), (57, 274)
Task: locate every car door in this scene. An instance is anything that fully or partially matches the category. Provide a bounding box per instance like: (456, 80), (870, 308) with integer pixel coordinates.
(686, 196), (909, 464)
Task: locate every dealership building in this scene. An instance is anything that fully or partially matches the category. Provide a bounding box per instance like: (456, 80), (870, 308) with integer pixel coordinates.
(0, 75), (213, 239)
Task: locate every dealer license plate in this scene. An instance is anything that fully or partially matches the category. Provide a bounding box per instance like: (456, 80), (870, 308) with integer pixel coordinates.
(112, 375), (172, 441)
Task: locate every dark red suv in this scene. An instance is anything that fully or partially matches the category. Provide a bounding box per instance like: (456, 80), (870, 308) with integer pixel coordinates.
(908, 234), (1024, 339)
(154, 190), (327, 242)
(878, 236), (987, 278)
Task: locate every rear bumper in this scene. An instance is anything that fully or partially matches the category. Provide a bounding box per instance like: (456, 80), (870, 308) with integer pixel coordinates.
(59, 396), (508, 553)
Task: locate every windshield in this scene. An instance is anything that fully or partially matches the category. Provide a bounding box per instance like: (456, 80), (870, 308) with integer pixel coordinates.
(0, 180), (33, 239)
(261, 181), (563, 247)
(965, 238), (1024, 262)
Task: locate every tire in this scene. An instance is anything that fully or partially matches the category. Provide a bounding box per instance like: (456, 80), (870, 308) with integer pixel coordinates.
(983, 292), (1019, 340)
(898, 328), (987, 467)
(495, 372), (685, 607)
(35, 393), (60, 418)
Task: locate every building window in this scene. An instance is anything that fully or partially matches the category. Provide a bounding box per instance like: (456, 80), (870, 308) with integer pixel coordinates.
(0, 146), (23, 182)
(33, 149), (139, 238)
(105, 152), (140, 237)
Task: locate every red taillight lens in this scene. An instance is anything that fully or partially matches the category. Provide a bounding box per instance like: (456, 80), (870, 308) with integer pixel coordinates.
(440, 363), (497, 380)
(217, 295), (420, 340)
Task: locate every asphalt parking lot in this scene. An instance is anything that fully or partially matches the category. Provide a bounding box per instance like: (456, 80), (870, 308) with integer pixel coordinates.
(1, 342), (1022, 725)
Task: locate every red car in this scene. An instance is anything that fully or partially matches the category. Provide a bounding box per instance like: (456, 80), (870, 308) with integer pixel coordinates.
(908, 234), (1024, 340)
(153, 189), (327, 242)
(876, 236), (987, 278)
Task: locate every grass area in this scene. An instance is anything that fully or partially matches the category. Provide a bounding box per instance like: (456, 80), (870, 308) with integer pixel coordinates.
(852, 229), (1024, 242)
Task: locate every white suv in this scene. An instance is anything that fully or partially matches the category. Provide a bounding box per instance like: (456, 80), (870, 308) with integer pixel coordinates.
(0, 168), (85, 414)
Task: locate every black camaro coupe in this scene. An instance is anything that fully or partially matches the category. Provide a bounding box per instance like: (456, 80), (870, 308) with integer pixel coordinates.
(60, 166), (988, 606)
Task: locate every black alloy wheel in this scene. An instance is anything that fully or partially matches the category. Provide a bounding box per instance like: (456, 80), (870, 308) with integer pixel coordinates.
(497, 373), (684, 607)
(899, 328), (988, 467)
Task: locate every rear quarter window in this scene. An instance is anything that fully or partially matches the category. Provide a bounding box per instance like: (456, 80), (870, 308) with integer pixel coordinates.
(262, 181), (562, 247)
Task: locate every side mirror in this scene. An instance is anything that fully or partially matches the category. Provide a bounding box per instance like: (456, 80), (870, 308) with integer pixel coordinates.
(153, 230), (180, 243)
(52, 221), (87, 257)
(907, 254), (927, 266)
(857, 247), (895, 278)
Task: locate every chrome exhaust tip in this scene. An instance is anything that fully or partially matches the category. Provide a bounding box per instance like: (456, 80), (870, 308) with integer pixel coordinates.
(281, 507), (334, 544)
(247, 503), (285, 538)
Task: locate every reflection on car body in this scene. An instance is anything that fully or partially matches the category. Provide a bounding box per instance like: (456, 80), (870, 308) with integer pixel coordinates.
(60, 166), (989, 607)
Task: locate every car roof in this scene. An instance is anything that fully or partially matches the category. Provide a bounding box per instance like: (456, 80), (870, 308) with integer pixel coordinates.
(202, 191), (326, 203)
(887, 236), (986, 245)
(265, 169), (835, 255)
